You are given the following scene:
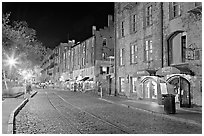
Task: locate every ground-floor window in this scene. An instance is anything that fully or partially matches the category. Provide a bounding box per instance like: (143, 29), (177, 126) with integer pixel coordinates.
(119, 77), (125, 92)
(132, 77), (137, 93)
(143, 78), (157, 99)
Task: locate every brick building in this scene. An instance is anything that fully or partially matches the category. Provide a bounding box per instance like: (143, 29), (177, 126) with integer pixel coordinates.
(114, 2), (202, 107)
(71, 15), (115, 94)
(40, 15), (115, 93)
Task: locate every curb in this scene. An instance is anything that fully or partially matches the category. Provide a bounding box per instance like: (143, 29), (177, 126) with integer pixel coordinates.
(3, 92), (24, 99)
(99, 98), (202, 128)
(7, 98), (29, 134)
(7, 91), (38, 134)
(31, 91), (38, 98)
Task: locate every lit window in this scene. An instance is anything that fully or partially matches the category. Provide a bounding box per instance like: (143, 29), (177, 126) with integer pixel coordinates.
(102, 52), (106, 59)
(120, 48), (125, 66)
(144, 40), (153, 61)
(130, 45), (138, 64)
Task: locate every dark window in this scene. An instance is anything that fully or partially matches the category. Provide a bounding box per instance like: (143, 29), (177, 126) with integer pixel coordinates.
(103, 38), (107, 46)
(181, 35), (187, 62)
(146, 5), (152, 26)
(121, 21), (124, 37)
(132, 14), (137, 32)
(170, 2), (181, 19)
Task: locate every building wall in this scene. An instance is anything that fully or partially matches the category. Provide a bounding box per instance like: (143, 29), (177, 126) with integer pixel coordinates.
(115, 2), (163, 97)
(115, 2), (202, 106)
(162, 2), (202, 105)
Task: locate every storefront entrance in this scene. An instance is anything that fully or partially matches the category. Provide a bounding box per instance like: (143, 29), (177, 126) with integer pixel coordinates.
(142, 78), (158, 101)
(167, 76), (191, 107)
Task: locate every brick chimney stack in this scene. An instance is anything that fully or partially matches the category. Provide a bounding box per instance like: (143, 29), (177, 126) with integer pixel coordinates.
(108, 15), (113, 27)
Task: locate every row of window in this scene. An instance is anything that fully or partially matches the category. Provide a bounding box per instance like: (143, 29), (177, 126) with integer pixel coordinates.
(119, 32), (200, 66)
(119, 40), (153, 66)
(120, 2), (201, 37)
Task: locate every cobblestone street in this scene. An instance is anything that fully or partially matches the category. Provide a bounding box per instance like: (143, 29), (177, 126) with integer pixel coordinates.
(14, 89), (202, 134)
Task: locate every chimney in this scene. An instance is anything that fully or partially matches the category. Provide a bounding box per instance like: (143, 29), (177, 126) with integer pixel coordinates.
(108, 15), (113, 27)
(92, 26), (96, 35)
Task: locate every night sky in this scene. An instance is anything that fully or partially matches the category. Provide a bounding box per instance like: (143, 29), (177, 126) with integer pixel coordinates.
(2, 2), (114, 49)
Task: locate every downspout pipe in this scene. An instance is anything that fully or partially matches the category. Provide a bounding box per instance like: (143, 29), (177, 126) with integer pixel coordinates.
(114, 3), (117, 96)
(161, 2), (164, 68)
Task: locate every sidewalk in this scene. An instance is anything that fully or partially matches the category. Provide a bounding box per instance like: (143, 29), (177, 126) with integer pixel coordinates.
(99, 94), (202, 127)
(2, 90), (37, 134)
(2, 96), (25, 134)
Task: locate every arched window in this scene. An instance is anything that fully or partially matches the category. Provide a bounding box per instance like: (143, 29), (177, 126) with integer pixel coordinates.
(167, 31), (187, 65)
(143, 78), (157, 99)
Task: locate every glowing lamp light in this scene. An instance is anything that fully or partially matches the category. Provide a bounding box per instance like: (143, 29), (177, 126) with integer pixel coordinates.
(4, 52), (19, 70)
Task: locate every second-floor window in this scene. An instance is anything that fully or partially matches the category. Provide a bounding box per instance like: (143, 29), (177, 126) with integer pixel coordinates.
(146, 5), (152, 26)
(130, 45), (138, 64)
(144, 40), (153, 62)
(170, 2), (181, 19)
(181, 34), (187, 62)
(102, 38), (107, 46)
(132, 14), (137, 32)
(119, 48), (125, 66)
(121, 21), (125, 37)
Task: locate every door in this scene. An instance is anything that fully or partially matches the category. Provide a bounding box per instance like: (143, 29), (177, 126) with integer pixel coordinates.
(180, 78), (191, 107)
(168, 76), (191, 107)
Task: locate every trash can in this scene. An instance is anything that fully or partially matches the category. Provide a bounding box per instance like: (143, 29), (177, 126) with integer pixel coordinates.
(164, 94), (176, 114)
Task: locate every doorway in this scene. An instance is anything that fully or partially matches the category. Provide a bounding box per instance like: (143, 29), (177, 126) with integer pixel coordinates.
(168, 75), (191, 108)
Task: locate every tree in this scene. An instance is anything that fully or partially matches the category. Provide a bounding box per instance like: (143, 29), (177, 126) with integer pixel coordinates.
(2, 13), (47, 85)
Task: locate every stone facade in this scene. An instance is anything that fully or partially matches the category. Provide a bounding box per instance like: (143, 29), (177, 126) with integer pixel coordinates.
(162, 2), (202, 106)
(115, 2), (202, 106)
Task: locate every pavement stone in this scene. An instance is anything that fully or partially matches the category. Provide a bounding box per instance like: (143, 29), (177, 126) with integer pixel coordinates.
(98, 94), (202, 127)
(2, 90), (37, 134)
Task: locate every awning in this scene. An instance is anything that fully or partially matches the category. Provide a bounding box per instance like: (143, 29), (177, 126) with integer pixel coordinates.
(133, 69), (156, 77)
(156, 66), (193, 77)
(79, 77), (89, 81)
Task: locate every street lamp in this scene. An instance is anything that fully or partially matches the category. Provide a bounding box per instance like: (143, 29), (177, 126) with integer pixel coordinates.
(4, 53), (19, 70)
(3, 53), (19, 90)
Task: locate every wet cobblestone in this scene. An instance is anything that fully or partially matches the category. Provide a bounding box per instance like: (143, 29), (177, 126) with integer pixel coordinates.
(15, 90), (202, 134)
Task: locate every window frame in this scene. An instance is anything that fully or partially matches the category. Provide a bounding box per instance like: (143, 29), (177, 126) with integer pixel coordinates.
(132, 14), (137, 32)
(146, 5), (153, 27)
(170, 2), (181, 19)
(130, 44), (138, 64)
(121, 21), (125, 37)
(119, 48), (125, 66)
(102, 38), (107, 47)
(144, 40), (153, 62)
